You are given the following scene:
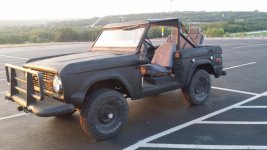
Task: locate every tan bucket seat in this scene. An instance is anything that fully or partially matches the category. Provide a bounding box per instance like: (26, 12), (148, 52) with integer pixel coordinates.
(141, 30), (177, 77)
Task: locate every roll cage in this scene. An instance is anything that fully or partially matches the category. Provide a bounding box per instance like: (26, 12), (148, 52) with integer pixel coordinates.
(92, 18), (197, 53)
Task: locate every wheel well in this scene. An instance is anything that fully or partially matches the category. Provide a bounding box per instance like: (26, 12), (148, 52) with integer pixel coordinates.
(195, 64), (215, 76)
(85, 79), (130, 99)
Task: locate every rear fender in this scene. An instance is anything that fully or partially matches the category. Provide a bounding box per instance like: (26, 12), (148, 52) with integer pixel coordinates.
(184, 60), (214, 87)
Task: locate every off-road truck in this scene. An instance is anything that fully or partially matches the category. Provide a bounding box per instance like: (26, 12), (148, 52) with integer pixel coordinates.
(4, 18), (226, 140)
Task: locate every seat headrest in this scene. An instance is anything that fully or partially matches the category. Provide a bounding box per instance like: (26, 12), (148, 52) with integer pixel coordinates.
(189, 27), (202, 34)
(167, 28), (178, 44)
(171, 28), (178, 36)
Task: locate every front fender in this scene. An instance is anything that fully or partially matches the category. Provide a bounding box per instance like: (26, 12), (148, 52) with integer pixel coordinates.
(66, 66), (141, 105)
(83, 74), (135, 99)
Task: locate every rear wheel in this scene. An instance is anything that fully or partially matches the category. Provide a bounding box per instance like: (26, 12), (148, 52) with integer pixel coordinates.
(182, 69), (211, 105)
(80, 89), (128, 140)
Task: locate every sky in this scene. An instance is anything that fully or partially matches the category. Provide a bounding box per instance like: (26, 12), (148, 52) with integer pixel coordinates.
(0, 0), (266, 20)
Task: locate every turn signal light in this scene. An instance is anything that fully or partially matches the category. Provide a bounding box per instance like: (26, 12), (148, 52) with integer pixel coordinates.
(216, 58), (222, 63)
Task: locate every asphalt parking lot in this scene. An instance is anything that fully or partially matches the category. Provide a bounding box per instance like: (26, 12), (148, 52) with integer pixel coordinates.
(1, 39), (267, 150)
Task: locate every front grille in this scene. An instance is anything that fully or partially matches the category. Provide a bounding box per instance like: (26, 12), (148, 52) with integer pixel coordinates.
(32, 69), (56, 92)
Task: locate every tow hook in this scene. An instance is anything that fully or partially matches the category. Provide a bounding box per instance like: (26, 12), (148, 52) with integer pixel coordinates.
(17, 106), (31, 115)
(5, 96), (14, 102)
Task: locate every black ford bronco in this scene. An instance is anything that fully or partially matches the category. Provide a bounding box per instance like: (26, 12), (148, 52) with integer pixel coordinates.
(4, 18), (226, 140)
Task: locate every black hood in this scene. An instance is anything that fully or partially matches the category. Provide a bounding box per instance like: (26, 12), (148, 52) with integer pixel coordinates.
(24, 51), (139, 73)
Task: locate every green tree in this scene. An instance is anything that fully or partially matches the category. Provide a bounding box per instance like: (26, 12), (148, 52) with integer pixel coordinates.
(205, 27), (224, 37)
(55, 28), (79, 42)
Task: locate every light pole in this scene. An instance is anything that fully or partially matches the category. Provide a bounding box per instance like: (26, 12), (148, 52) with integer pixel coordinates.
(170, 0), (174, 13)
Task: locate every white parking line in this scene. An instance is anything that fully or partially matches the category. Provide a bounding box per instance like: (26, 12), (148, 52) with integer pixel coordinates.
(0, 113), (25, 121)
(232, 43), (267, 49)
(198, 121), (267, 125)
(0, 78), (6, 81)
(124, 91), (267, 150)
(221, 42), (267, 47)
(0, 91), (5, 94)
(212, 86), (258, 96)
(224, 62), (256, 70)
(235, 106), (267, 109)
(140, 143), (267, 149)
(0, 54), (28, 60)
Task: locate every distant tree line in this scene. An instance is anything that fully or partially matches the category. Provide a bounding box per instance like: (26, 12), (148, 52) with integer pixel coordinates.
(48, 11), (267, 27)
(0, 11), (267, 44)
(201, 18), (267, 37)
(0, 26), (102, 44)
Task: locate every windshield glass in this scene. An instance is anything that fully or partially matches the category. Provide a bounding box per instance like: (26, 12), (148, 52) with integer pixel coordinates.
(93, 27), (145, 51)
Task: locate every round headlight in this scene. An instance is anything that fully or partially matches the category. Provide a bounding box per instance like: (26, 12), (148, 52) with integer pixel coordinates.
(53, 76), (63, 93)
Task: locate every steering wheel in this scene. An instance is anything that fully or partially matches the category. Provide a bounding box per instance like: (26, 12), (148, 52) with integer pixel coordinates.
(144, 36), (156, 49)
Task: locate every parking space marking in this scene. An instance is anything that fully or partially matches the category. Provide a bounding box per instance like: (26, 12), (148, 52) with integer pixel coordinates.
(0, 78), (6, 81)
(198, 121), (267, 125)
(0, 41), (265, 149)
(211, 86), (258, 96)
(232, 43), (267, 49)
(140, 143), (267, 149)
(220, 42), (267, 47)
(0, 54), (28, 60)
(124, 91), (267, 150)
(0, 113), (25, 121)
(235, 106), (267, 108)
(224, 62), (256, 70)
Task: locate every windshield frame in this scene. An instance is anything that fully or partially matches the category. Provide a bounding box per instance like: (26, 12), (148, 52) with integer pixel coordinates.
(91, 19), (184, 53)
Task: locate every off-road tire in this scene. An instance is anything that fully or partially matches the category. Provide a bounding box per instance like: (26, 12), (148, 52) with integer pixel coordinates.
(80, 89), (128, 140)
(182, 69), (211, 105)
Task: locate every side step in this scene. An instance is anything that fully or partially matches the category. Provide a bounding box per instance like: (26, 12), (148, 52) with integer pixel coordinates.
(144, 76), (175, 85)
(141, 76), (180, 97)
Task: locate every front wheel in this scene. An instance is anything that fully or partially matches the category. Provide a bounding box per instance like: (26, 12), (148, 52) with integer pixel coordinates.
(182, 69), (211, 105)
(80, 89), (128, 140)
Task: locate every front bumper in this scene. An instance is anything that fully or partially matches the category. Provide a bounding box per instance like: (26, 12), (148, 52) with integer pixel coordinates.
(5, 94), (74, 117)
(221, 70), (227, 76)
(4, 64), (74, 117)
(214, 65), (227, 78)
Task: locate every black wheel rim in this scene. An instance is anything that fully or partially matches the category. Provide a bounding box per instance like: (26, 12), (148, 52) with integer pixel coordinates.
(97, 98), (121, 126)
(194, 76), (209, 100)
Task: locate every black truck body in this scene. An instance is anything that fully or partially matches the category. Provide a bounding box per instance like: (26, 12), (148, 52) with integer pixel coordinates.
(4, 18), (226, 140)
